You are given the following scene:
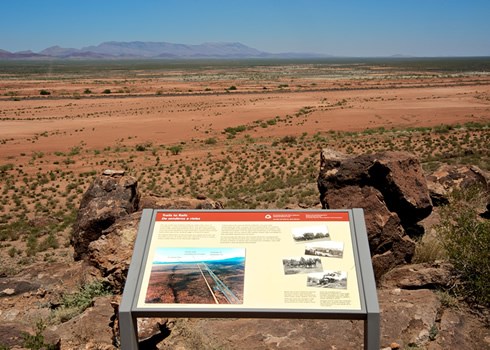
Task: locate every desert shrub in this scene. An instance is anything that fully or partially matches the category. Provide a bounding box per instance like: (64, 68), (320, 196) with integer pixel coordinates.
(135, 143), (148, 151)
(432, 124), (452, 134)
(102, 89), (111, 94)
(412, 236), (445, 263)
(83, 88), (92, 94)
(52, 280), (111, 323)
(68, 146), (81, 156)
(38, 232), (59, 251)
(204, 137), (217, 145)
(0, 163), (14, 173)
(436, 185), (490, 306)
(168, 145), (183, 155)
(39, 89), (51, 96)
(224, 125), (247, 136)
(22, 320), (57, 350)
(280, 135), (297, 144)
(227, 85), (237, 91)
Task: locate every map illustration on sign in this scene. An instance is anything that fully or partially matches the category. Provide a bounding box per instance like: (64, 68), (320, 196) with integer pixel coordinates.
(145, 247), (245, 304)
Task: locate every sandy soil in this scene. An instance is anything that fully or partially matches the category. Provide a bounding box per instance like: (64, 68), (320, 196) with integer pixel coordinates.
(1, 84), (489, 159)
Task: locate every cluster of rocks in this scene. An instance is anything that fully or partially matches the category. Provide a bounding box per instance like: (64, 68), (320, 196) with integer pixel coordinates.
(4, 153), (488, 349)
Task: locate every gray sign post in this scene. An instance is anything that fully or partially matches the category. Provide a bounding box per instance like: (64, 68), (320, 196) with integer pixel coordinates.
(120, 208), (379, 349)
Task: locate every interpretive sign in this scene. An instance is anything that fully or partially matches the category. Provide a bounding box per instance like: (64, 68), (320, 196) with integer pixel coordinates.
(120, 209), (379, 349)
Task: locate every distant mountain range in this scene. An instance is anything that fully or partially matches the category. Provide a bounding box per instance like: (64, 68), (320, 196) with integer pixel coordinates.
(0, 41), (330, 60)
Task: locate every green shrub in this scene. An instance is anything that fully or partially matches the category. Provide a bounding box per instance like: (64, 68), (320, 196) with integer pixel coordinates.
(102, 89), (111, 94)
(39, 89), (51, 96)
(52, 280), (111, 323)
(204, 137), (217, 145)
(22, 320), (57, 350)
(436, 186), (490, 306)
(168, 145), (183, 155)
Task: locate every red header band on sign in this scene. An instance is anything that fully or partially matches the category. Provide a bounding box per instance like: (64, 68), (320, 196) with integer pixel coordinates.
(156, 211), (349, 222)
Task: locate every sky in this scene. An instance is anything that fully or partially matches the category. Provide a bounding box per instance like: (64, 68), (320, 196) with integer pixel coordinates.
(2, 0), (489, 57)
(153, 247), (245, 263)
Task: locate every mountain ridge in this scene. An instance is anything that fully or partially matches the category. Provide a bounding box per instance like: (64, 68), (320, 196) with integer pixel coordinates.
(1, 41), (330, 59)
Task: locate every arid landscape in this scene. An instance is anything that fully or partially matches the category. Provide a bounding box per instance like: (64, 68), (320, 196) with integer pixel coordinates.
(0, 58), (489, 349)
(1, 59), (489, 259)
(145, 260), (245, 305)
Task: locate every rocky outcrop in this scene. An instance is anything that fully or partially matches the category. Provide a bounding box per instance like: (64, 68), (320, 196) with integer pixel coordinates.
(380, 261), (454, 290)
(426, 164), (489, 206)
(44, 296), (116, 349)
(71, 170), (140, 260)
(87, 195), (223, 293)
(317, 149), (433, 278)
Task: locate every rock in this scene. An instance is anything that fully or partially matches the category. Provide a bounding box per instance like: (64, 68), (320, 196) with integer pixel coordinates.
(88, 195), (223, 292)
(44, 296), (116, 349)
(0, 322), (33, 348)
(435, 307), (490, 350)
(149, 288), (489, 350)
(368, 154), (432, 223)
(426, 164), (489, 206)
(88, 212), (142, 293)
(71, 171), (140, 260)
(317, 149), (430, 277)
(380, 262), (454, 289)
(102, 169), (126, 177)
(0, 279), (40, 297)
(378, 289), (440, 349)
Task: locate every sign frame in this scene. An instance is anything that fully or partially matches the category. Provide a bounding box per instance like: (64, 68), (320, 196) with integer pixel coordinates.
(119, 208), (379, 349)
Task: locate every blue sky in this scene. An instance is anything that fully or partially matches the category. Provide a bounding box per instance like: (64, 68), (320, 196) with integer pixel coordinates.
(153, 247), (245, 263)
(2, 0), (489, 56)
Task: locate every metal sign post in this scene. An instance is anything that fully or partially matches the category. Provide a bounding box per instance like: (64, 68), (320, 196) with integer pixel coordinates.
(120, 209), (379, 349)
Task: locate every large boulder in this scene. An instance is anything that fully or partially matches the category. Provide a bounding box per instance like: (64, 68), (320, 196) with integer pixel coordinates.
(317, 149), (433, 278)
(71, 170), (140, 260)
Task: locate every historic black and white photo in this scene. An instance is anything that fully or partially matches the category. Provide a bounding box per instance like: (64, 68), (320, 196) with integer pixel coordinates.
(282, 256), (323, 275)
(291, 225), (330, 242)
(306, 271), (348, 289)
(304, 240), (344, 258)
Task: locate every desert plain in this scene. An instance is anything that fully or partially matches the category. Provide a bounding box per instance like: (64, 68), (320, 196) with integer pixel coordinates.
(1, 59), (489, 264)
(0, 57), (488, 281)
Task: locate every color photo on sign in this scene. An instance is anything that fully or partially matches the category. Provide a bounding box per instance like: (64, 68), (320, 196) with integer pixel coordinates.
(145, 247), (245, 304)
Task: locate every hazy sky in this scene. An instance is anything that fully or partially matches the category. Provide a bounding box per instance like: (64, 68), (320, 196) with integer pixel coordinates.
(2, 0), (489, 56)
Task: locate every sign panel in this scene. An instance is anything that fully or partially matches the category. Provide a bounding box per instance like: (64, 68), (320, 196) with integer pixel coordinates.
(135, 210), (362, 311)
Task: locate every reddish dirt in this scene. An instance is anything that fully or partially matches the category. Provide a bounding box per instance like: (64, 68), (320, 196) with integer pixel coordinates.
(1, 84), (489, 159)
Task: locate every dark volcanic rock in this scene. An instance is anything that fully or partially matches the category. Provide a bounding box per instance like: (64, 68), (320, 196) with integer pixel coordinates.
(318, 149), (432, 277)
(0, 279), (40, 297)
(368, 154), (432, 223)
(71, 170), (140, 260)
